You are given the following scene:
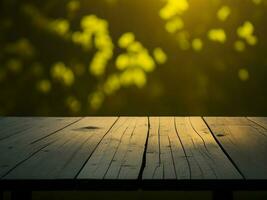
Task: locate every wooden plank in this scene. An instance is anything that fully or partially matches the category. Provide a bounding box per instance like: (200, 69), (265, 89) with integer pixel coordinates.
(143, 117), (241, 179)
(78, 117), (148, 180)
(175, 117), (241, 179)
(111, 117), (148, 179)
(3, 117), (118, 179)
(0, 117), (43, 140)
(0, 117), (80, 144)
(142, 117), (163, 179)
(247, 117), (267, 130)
(0, 117), (80, 177)
(143, 117), (189, 179)
(148, 117), (190, 179)
(204, 117), (267, 179)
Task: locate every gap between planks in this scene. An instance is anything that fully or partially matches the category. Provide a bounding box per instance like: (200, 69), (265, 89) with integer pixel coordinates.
(142, 117), (242, 180)
(1, 117), (266, 180)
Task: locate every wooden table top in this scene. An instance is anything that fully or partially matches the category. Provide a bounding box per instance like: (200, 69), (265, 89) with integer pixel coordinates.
(0, 117), (267, 190)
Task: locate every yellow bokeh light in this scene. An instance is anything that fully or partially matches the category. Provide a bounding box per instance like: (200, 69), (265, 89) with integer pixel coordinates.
(246, 35), (258, 46)
(116, 54), (130, 70)
(72, 31), (92, 49)
(153, 48), (167, 64)
(238, 68), (249, 81)
(217, 6), (231, 21)
(51, 62), (74, 86)
(89, 91), (104, 110)
(5, 38), (35, 58)
(66, 0), (80, 12)
(192, 38), (203, 51)
(165, 17), (184, 33)
(81, 15), (108, 33)
(37, 79), (51, 93)
(176, 31), (190, 50)
(208, 29), (227, 43)
(94, 33), (113, 50)
(49, 19), (69, 36)
(66, 96), (81, 113)
(237, 21), (254, 38)
(118, 32), (135, 48)
(120, 68), (147, 88)
(75, 15), (114, 76)
(160, 0), (189, 20)
(127, 41), (143, 53)
(136, 51), (155, 72)
(104, 74), (121, 95)
(234, 40), (246, 52)
(252, 0), (262, 5)
(6, 59), (23, 73)
(237, 21), (258, 46)
(89, 53), (108, 76)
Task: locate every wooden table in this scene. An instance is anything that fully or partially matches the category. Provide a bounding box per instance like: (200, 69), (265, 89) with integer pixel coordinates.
(0, 117), (267, 200)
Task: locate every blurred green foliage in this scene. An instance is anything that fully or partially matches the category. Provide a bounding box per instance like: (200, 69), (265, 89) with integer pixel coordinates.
(0, 0), (267, 116)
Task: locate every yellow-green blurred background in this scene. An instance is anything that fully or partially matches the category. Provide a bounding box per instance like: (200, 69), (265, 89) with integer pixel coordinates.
(0, 0), (266, 116)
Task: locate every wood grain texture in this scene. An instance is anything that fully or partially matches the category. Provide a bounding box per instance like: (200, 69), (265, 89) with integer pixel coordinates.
(0, 117), (80, 144)
(142, 117), (188, 179)
(175, 117), (241, 179)
(247, 117), (267, 130)
(3, 117), (117, 179)
(204, 117), (267, 179)
(143, 117), (241, 179)
(0, 117), (46, 140)
(0, 117), (80, 177)
(78, 117), (148, 180)
(0, 117), (266, 181)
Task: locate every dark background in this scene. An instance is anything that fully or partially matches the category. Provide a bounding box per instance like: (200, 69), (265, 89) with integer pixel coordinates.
(0, 0), (267, 116)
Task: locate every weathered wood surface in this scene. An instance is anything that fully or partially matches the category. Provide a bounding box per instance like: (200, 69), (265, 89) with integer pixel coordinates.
(78, 117), (148, 179)
(0, 117), (266, 181)
(0, 117), (81, 177)
(143, 117), (241, 179)
(247, 117), (267, 130)
(203, 117), (267, 179)
(3, 117), (117, 179)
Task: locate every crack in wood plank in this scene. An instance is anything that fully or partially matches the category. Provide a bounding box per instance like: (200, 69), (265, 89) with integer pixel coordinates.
(174, 117), (192, 179)
(202, 117), (246, 179)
